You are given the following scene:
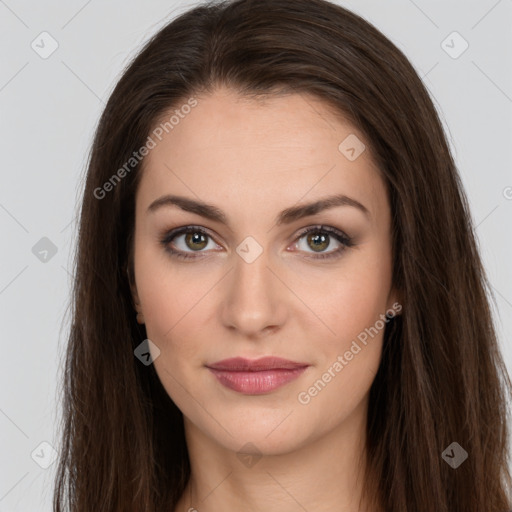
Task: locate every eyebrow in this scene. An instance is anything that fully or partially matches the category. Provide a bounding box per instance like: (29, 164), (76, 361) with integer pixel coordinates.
(147, 193), (370, 227)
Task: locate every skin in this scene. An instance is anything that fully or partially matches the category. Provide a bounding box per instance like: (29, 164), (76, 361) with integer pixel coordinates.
(130, 86), (400, 512)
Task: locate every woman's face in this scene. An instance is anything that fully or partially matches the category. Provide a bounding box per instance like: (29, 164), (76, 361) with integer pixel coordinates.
(131, 86), (399, 455)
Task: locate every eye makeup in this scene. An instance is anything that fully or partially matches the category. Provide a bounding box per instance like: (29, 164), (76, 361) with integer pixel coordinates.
(158, 224), (354, 261)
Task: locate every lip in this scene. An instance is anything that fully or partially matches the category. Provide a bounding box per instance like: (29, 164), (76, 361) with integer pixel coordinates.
(206, 357), (309, 395)
(206, 356), (309, 371)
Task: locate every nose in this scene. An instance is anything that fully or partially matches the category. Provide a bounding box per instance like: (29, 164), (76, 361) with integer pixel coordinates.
(219, 243), (288, 339)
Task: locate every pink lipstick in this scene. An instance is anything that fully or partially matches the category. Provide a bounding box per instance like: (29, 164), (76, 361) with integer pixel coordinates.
(206, 357), (309, 394)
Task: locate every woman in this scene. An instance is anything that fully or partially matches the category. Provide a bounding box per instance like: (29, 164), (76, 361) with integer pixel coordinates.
(53, 0), (512, 510)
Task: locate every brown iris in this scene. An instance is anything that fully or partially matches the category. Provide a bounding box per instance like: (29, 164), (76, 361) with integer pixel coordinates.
(307, 232), (329, 252)
(185, 231), (208, 251)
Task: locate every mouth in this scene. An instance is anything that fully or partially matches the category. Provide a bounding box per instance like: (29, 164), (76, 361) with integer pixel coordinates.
(206, 357), (309, 395)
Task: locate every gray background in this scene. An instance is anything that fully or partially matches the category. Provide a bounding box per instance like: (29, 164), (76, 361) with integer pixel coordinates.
(0, 0), (511, 510)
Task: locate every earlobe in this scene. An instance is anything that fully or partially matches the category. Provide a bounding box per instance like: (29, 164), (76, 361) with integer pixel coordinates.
(132, 294), (145, 325)
(132, 292), (145, 324)
(136, 311), (145, 324)
(126, 265), (145, 324)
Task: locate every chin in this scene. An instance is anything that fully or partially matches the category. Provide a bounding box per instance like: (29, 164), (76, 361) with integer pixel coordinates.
(192, 410), (314, 457)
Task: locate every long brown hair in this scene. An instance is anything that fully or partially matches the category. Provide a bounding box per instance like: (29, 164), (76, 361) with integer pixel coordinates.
(53, 0), (512, 510)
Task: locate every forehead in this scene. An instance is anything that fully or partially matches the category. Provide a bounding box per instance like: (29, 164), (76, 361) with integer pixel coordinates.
(136, 87), (388, 222)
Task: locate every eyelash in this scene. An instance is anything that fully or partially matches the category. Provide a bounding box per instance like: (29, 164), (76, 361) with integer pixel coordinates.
(159, 224), (353, 261)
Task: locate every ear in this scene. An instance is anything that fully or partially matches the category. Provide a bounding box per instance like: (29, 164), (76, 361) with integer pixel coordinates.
(126, 264), (145, 324)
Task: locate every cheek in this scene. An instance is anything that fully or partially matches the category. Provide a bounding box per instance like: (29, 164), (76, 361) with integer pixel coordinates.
(138, 277), (204, 361)
(300, 249), (393, 410)
(294, 247), (393, 348)
(134, 243), (219, 365)
(295, 265), (390, 419)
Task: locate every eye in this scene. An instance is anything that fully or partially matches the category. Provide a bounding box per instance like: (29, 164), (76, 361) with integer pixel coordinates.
(159, 225), (220, 260)
(159, 224), (353, 261)
(291, 225), (353, 260)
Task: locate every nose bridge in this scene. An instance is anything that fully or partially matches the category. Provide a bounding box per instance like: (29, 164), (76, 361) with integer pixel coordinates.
(220, 235), (287, 336)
